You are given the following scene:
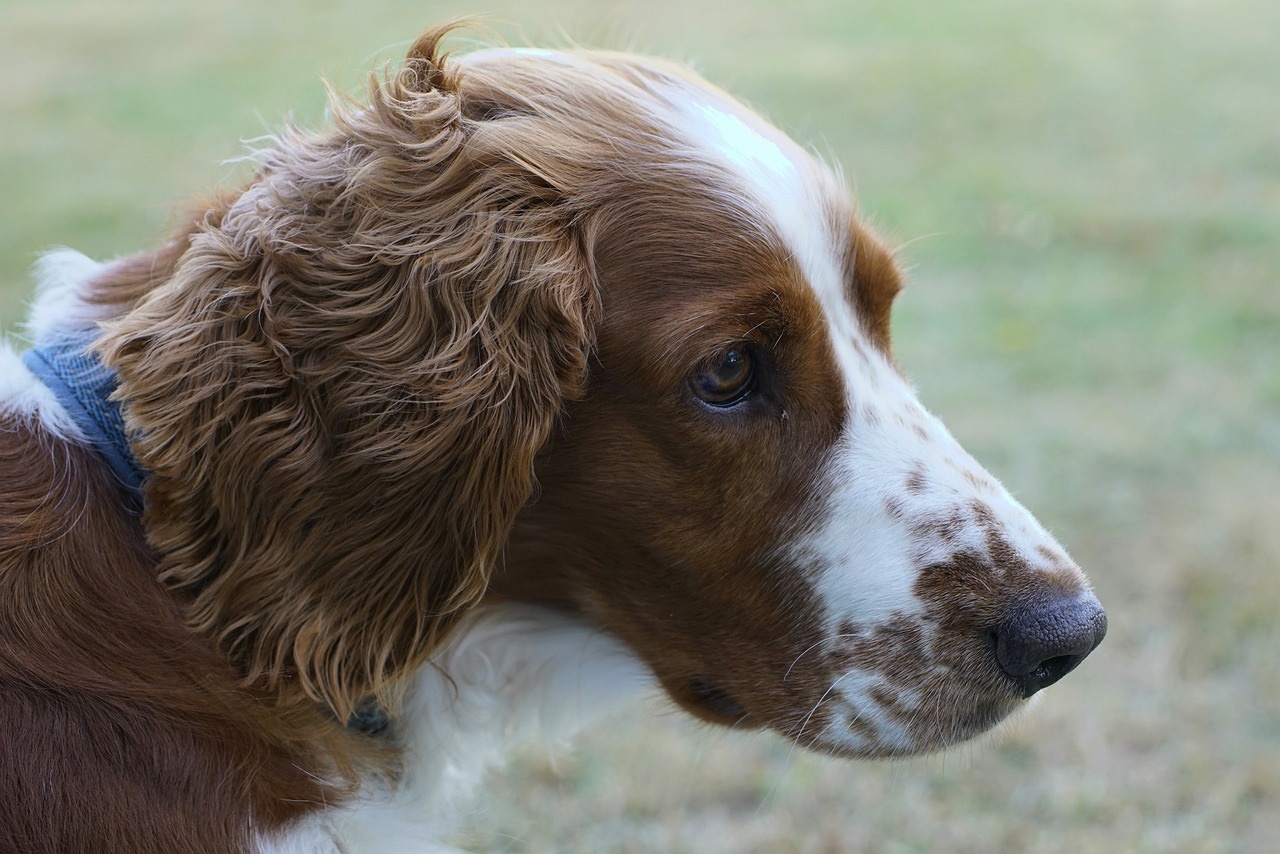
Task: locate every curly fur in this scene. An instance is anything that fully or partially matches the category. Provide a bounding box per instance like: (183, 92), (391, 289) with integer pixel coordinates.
(93, 28), (610, 721)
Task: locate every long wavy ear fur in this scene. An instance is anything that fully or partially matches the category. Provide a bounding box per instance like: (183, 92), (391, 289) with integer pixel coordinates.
(97, 26), (596, 719)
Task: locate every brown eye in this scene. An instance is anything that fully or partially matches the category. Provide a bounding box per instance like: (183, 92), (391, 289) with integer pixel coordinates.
(690, 346), (756, 407)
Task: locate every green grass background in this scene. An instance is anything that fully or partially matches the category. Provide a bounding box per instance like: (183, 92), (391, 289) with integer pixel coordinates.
(3, 1), (1277, 850)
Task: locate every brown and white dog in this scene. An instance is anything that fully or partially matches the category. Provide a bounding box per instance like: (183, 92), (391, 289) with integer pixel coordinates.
(0, 27), (1105, 852)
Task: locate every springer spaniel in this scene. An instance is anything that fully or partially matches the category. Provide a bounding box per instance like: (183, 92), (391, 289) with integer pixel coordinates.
(0, 27), (1106, 852)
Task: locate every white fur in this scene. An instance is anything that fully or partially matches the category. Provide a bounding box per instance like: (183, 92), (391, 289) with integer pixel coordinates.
(0, 345), (80, 438)
(262, 604), (653, 853)
(24, 248), (112, 345)
(0, 249), (110, 438)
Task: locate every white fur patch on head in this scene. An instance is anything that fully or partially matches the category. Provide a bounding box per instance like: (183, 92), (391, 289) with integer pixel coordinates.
(668, 93), (844, 291)
(691, 103), (797, 184)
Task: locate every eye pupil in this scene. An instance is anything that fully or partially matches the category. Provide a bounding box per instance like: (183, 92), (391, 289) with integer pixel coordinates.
(691, 346), (756, 406)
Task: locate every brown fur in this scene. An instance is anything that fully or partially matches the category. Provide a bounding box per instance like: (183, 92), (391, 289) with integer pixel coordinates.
(842, 215), (903, 355)
(0, 418), (343, 851)
(495, 222), (847, 728)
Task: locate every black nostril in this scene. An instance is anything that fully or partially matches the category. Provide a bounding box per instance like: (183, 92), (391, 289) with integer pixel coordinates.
(992, 591), (1107, 698)
(1031, 654), (1079, 688)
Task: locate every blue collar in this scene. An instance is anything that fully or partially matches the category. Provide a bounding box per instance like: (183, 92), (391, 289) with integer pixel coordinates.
(22, 329), (146, 510)
(23, 334), (396, 735)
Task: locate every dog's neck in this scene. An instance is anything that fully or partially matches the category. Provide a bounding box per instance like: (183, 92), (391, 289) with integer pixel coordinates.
(274, 603), (654, 850)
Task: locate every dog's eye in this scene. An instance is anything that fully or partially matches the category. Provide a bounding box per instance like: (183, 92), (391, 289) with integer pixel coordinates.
(690, 346), (756, 407)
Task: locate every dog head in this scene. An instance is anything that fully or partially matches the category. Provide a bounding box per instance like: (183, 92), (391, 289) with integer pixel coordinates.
(96, 28), (1103, 756)
(460, 44), (1107, 755)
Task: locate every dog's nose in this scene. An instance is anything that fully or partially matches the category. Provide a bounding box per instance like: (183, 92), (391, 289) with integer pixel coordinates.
(992, 590), (1107, 698)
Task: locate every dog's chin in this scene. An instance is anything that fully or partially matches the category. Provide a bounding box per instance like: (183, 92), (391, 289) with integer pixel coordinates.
(672, 674), (1027, 759)
(792, 695), (1028, 760)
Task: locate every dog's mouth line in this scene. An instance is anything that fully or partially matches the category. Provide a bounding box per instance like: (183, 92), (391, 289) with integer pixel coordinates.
(687, 677), (751, 722)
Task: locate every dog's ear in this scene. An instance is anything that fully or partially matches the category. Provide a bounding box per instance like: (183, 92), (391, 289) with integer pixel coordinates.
(97, 26), (596, 719)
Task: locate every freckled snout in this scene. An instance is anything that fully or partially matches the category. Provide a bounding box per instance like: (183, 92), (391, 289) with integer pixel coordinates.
(992, 591), (1107, 698)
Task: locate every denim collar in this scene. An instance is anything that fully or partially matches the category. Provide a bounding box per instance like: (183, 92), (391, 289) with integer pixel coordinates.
(22, 329), (145, 510)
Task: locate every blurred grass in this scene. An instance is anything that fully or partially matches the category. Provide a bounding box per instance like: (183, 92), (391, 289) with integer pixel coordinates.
(3, 0), (1278, 851)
